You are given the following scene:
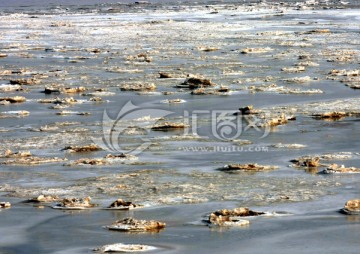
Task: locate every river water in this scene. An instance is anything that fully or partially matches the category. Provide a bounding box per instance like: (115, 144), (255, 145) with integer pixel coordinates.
(0, 1), (359, 253)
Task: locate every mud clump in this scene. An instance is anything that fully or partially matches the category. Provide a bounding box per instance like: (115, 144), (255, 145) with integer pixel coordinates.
(191, 86), (230, 95)
(71, 158), (106, 166)
(56, 111), (91, 116)
(106, 198), (143, 210)
(271, 143), (306, 149)
(2, 156), (67, 165)
(27, 195), (60, 203)
(312, 112), (348, 120)
(241, 47), (272, 54)
(247, 84), (322, 94)
(340, 200), (360, 215)
(304, 29), (331, 34)
(284, 76), (314, 83)
(208, 216), (249, 227)
(264, 113), (294, 127)
(0, 70), (13, 75)
(159, 72), (173, 78)
(53, 197), (96, 210)
(0, 202), (11, 209)
(212, 207), (265, 217)
(104, 153), (137, 160)
(126, 53), (152, 63)
(120, 83), (156, 91)
(151, 122), (189, 131)
(291, 156), (320, 168)
(121, 126), (147, 135)
(320, 164), (360, 174)
(0, 84), (23, 92)
(160, 99), (186, 104)
(198, 46), (219, 52)
(94, 243), (157, 253)
(234, 105), (259, 115)
(9, 78), (40, 85)
(43, 86), (61, 94)
(62, 144), (101, 153)
(44, 86), (86, 94)
(281, 66), (305, 73)
(346, 83), (360, 89)
(62, 86), (86, 94)
(38, 97), (78, 105)
(329, 69), (360, 77)
(69, 153), (137, 166)
(89, 97), (103, 102)
(206, 207), (265, 226)
(2, 149), (31, 158)
(0, 96), (26, 104)
(106, 217), (166, 232)
(220, 163), (279, 172)
(0, 111), (30, 118)
(178, 77), (216, 89)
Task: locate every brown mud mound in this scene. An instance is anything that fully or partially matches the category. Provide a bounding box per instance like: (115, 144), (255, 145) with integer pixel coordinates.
(9, 78), (40, 85)
(68, 153), (137, 166)
(106, 217), (166, 232)
(220, 163), (279, 172)
(312, 111), (349, 120)
(94, 243), (157, 253)
(191, 86), (231, 95)
(27, 195), (60, 203)
(151, 122), (189, 131)
(62, 144), (101, 153)
(234, 105), (260, 115)
(2, 156), (67, 165)
(178, 77), (216, 89)
(52, 196), (96, 210)
(0, 202), (11, 209)
(105, 198), (143, 210)
(320, 164), (360, 174)
(2, 149), (31, 158)
(0, 96), (26, 104)
(120, 83), (156, 91)
(290, 156), (320, 168)
(340, 200), (360, 215)
(205, 207), (265, 226)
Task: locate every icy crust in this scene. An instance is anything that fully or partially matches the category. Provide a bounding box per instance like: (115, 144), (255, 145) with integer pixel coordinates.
(1, 170), (341, 206)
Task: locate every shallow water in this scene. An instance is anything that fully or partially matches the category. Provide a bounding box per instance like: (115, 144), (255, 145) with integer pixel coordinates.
(1, 1), (360, 253)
